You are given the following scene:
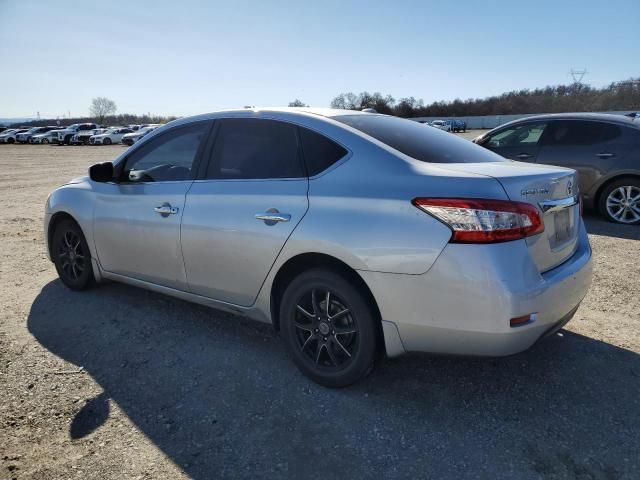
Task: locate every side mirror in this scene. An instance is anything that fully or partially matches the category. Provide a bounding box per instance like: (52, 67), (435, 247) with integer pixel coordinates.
(89, 162), (114, 183)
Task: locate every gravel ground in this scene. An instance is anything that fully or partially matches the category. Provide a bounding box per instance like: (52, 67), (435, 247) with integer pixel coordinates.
(1, 140), (639, 480)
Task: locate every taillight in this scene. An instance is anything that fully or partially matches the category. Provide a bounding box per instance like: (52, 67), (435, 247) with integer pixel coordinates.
(413, 198), (544, 243)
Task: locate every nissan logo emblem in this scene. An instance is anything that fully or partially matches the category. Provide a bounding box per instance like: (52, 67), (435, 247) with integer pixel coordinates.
(567, 180), (573, 195)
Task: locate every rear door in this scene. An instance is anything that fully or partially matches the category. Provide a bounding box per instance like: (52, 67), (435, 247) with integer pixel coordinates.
(482, 121), (548, 162)
(181, 118), (309, 306)
(536, 120), (627, 194)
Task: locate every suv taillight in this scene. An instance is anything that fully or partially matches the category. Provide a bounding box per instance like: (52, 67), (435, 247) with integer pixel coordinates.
(413, 198), (544, 243)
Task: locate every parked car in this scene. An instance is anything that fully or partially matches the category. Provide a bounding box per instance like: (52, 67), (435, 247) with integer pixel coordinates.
(451, 119), (467, 132)
(32, 129), (65, 144)
(430, 120), (452, 132)
(473, 113), (640, 224)
(56, 123), (100, 145)
(90, 127), (134, 145)
(71, 127), (108, 145)
(121, 125), (160, 146)
(45, 108), (592, 387)
(16, 126), (60, 144)
(0, 129), (28, 144)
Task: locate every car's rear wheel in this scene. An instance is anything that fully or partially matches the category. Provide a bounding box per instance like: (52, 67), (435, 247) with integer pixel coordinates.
(280, 268), (378, 387)
(7, 138), (14, 144)
(599, 178), (640, 225)
(103, 137), (112, 145)
(42, 138), (49, 144)
(52, 219), (94, 290)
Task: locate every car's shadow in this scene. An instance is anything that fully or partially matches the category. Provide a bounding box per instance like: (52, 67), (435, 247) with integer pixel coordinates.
(583, 212), (640, 240)
(28, 280), (640, 479)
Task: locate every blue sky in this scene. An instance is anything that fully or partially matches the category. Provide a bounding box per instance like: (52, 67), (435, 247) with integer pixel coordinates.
(1, 0), (638, 118)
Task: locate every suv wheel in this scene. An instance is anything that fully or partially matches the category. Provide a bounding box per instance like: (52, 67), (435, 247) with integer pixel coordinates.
(280, 268), (378, 387)
(52, 219), (94, 290)
(599, 178), (640, 224)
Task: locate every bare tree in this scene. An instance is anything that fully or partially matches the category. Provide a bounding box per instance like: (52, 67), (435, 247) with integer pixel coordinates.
(89, 97), (117, 125)
(288, 99), (308, 107)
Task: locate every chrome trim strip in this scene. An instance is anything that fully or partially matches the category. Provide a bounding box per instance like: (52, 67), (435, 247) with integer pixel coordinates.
(538, 195), (579, 213)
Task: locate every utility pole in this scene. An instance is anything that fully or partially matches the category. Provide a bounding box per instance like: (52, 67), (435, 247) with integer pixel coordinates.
(569, 68), (588, 84)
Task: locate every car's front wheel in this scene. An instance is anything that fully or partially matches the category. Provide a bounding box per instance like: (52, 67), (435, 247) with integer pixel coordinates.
(599, 178), (640, 225)
(52, 219), (94, 290)
(103, 137), (112, 145)
(280, 268), (378, 387)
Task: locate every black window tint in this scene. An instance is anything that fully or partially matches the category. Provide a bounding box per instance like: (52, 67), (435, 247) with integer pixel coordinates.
(334, 115), (502, 163)
(299, 127), (348, 176)
(206, 119), (303, 179)
(123, 122), (207, 182)
(542, 120), (621, 146)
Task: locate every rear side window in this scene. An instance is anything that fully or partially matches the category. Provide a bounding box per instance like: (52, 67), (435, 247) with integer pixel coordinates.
(299, 127), (347, 176)
(334, 114), (502, 163)
(541, 120), (622, 146)
(205, 119), (303, 179)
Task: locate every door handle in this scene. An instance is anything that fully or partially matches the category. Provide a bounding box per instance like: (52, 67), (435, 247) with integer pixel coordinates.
(596, 152), (614, 158)
(517, 153), (532, 160)
(255, 209), (291, 225)
(154, 203), (179, 217)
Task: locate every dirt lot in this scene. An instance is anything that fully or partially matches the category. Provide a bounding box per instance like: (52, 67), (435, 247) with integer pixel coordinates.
(1, 141), (639, 480)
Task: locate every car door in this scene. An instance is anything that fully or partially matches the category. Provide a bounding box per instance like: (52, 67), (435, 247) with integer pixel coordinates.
(93, 121), (211, 290)
(481, 121), (548, 162)
(535, 120), (626, 194)
(181, 118), (309, 306)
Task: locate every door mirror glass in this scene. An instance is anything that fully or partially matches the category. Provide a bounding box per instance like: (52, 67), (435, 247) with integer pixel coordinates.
(89, 162), (114, 182)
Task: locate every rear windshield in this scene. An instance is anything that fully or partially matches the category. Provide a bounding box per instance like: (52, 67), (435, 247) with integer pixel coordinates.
(334, 115), (503, 163)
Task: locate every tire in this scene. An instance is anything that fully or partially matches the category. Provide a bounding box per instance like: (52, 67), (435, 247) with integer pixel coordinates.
(64, 135), (72, 145)
(279, 268), (378, 387)
(52, 219), (94, 290)
(103, 137), (112, 145)
(598, 178), (640, 225)
(7, 138), (14, 144)
(42, 138), (49, 144)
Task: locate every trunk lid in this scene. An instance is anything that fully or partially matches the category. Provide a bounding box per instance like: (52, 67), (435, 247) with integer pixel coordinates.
(438, 161), (580, 272)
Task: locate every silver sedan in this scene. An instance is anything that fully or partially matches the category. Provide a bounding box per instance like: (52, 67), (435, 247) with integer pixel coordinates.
(44, 108), (593, 387)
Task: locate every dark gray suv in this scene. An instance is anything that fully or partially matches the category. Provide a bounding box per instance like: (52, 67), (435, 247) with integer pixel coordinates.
(474, 113), (640, 224)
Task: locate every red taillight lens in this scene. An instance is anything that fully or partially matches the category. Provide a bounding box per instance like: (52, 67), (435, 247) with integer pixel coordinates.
(413, 198), (544, 243)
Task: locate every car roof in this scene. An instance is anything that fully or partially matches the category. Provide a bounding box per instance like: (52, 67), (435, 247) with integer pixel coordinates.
(498, 112), (640, 129)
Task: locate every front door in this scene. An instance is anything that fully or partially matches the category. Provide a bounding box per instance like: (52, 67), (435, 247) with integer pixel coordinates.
(482, 121), (548, 162)
(181, 118), (309, 306)
(93, 121), (210, 290)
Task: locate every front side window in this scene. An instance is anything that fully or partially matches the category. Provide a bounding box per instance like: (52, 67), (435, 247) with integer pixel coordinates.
(122, 122), (207, 182)
(486, 122), (547, 148)
(205, 118), (303, 179)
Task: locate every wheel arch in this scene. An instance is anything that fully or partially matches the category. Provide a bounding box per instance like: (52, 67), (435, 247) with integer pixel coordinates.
(47, 211), (82, 257)
(269, 252), (385, 354)
(593, 173), (640, 211)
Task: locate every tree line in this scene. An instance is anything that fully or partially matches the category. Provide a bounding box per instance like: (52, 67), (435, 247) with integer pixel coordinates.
(328, 77), (640, 117)
(10, 77), (639, 128)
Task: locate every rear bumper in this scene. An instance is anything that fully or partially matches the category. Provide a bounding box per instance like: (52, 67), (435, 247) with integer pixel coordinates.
(360, 221), (592, 357)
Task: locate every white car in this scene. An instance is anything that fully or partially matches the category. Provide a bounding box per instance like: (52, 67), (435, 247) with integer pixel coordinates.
(32, 130), (65, 144)
(430, 120), (452, 132)
(121, 125), (161, 146)
(0, 129), (28, 144)
(90, 127), (134, 145)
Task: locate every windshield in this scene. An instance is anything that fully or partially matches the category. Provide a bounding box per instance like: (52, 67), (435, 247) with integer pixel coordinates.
(334, 115), (504, 163)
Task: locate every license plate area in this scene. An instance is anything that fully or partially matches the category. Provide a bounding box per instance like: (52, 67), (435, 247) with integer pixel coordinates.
(553, 208), (572, 243)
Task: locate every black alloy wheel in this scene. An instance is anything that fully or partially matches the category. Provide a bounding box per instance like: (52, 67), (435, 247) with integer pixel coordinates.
(52, 220), (94, 290)
(280, 268), (378, 387)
